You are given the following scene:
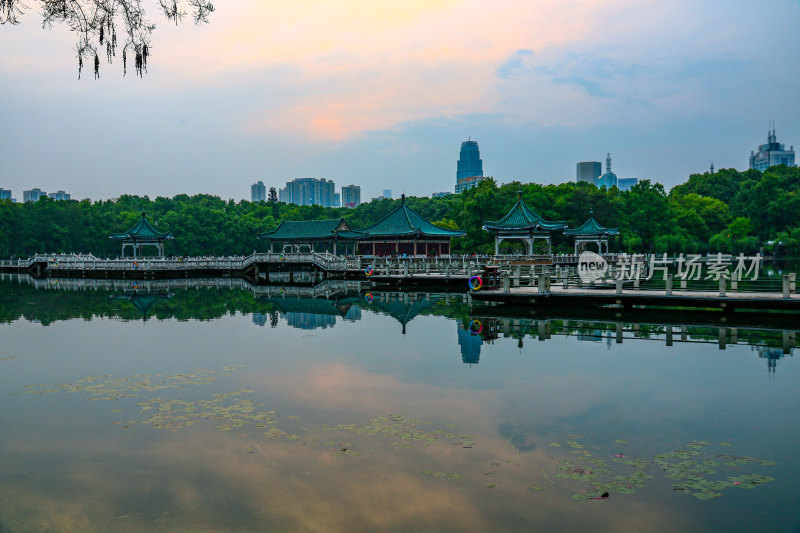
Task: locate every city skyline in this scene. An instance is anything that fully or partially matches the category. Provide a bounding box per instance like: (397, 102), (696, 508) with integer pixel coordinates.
(1, 0), (798, 201)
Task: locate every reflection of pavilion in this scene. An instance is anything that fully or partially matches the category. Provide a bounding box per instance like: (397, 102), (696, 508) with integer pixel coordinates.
(366, 293), (436, 335)
(110, 292), (174, 321)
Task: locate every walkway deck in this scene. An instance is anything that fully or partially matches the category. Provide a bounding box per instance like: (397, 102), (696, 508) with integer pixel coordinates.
(471, 285), (800, 312)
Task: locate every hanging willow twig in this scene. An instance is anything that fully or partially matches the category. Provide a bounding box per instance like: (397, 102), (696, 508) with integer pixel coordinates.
(0, 0), (215, 78)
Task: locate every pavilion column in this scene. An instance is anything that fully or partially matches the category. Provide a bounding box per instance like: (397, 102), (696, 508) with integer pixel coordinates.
(495, 236), (499, 255)
(547, 237), (552, 256)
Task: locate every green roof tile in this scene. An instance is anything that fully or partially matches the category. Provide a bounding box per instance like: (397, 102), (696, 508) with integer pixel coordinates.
(110, 213), (173, 241)
(483, 196), (566, 231)
(360, 197), (465, 238)
(563, 213), (619, 236)
(258, 219), (361, 240)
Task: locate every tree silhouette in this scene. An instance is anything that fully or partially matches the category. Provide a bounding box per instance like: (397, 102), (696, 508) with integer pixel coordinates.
(268, 187), (277, 202)
(0, 0), (214, 78)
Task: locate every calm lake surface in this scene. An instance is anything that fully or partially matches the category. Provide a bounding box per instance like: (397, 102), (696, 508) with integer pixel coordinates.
(0, 276), (798, 532)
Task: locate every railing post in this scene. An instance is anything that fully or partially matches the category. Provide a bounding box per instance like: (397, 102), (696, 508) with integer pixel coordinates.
(615, 279), (622, 295)
(719, 277), (726, 297)
(665, 273), (672, 296)
(783, 274), (791, 298)
(502, 272), (510, 293)
(791, 273), (797, 294)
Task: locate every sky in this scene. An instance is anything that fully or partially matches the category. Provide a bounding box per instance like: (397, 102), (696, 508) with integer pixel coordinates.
(1, 0), (799, 202)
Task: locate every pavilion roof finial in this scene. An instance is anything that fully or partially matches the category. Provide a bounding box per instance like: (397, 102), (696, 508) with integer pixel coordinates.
(517, 190), (522, 201)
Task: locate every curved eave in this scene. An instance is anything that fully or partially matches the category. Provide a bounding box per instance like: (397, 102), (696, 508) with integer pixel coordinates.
(483, 222), (566, 231)
(564, 230), (620, 237)
(362, 230), (464, 239)
(109, 233), (173, 240)
(257, 232), (365, 241)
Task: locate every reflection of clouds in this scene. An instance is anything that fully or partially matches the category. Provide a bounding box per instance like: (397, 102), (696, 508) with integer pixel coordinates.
(0, 418), (695, 532)
(252, 362), (500, 424)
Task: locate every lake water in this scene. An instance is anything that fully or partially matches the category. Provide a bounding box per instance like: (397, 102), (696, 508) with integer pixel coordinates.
(0, 276), (798, 532)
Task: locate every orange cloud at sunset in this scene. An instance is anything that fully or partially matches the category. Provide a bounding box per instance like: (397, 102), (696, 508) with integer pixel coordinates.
(154, 0), (605, 140)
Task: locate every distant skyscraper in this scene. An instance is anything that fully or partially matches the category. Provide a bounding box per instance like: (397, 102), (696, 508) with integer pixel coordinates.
(750, 125), (795, 171)
(382, 189), (392, 199)
(341, 185), (361, 208)
(48, 190), (70, 201)
(456, 139), (484, 193)
(333, 193), (341, 207)
(0, 188), (11, 201)
(23, 188), (46, 203)
(596, 154), (618, 188)
(251, 180), (266, 202)
(617, 178), (638, 191)
(576, 162), (602, 183)
(279, 178), (336, 207)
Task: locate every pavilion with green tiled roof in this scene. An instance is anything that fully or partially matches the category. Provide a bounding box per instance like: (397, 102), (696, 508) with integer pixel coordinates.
(482, 192), (566, 255)
(356, 194), (465, 256)
(109, 212), (173, 257)
(257, 218), (363, 255)
(563, 211), (619, 254)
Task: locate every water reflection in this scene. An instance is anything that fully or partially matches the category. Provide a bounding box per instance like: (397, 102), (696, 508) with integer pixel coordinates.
(2, 274), (800, 532)
(2, 274), (797, 376)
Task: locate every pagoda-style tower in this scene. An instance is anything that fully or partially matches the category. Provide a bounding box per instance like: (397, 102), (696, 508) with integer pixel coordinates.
(109, 212), (173, 257)
(482, 192), (566, 256)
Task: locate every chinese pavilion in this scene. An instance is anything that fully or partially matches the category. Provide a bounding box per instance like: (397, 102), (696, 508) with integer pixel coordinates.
(356, 194), (465, 256)
(563, 211), (619, 254)
(257, 218), (362, 255)
(109, 212), (173, 257)
(482, 192), (566, 255)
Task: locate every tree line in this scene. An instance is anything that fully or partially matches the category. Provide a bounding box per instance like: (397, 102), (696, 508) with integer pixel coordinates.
(0, 165), (798, 258)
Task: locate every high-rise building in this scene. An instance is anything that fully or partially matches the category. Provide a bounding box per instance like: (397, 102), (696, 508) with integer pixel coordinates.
(0, 188), (11, 201)
(576, 162), (602, 183)
(23, 188), (46, 203)
(333, 193), (341, 207)
(617, 178), (638, 191)
(750, 126), (795, 171)
(251, 180), (266, 202)
(596, 154), (618, 188)
(456, 139), (484, 193)
(48, 190), (71, 201)
(341, 185), (361, 208)
(278, 178), (336, 207)
(382, 189), (392, 199)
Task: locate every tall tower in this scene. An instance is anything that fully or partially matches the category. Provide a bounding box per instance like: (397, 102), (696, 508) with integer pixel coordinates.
(456, 139), (484, 193)
(597, 153), (618, 188)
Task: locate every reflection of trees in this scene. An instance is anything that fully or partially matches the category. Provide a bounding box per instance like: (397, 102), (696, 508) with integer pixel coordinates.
(0, 281), (266, 325)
